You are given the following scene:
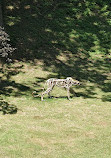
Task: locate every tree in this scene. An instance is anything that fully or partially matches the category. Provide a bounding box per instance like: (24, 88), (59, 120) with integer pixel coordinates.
(0, 1), (16, 64)
(0, 26), (16, 65)
(0, 1), (3, 26)
(0, 24), (17, 115)
(0, 27), (17, 114)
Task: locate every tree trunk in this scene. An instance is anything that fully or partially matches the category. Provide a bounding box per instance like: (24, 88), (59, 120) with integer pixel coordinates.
(0, 3), (3, 27)
(0, 2), (3, 67)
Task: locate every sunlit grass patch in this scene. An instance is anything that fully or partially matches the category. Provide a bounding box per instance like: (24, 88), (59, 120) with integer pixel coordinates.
(0, 58), (111, 157)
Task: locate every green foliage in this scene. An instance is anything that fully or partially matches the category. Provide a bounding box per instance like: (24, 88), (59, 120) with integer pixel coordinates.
(0, 27), (17, 114)
(0, 26), (16, 63)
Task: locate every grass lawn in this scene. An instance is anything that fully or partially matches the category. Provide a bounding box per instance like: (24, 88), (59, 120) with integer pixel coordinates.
(1, 1), (111, 157)
(0, 57), (111, 158)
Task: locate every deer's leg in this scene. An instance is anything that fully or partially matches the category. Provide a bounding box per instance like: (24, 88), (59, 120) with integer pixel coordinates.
(67, 87), (70, 100)
(48, 85), (54, 98)
(41, 87), (53, 101)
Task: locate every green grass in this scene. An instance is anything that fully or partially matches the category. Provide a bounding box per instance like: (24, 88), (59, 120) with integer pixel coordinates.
(1, 1), (111, 157)
(0, 60), (111, 158)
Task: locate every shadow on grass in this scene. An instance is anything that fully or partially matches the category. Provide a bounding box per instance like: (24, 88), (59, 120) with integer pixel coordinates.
(0, 79), (31, 96)
(0, 64), (34, 97)
(32, 60), (110, 101)
(0, 98), (18, 115)
(102, 95), (111, 102)
(3, 1), (111, 101)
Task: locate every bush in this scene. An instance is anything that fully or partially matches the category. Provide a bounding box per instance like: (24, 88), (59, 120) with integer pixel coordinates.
(0, 27), (17, 114)
(0, 26), (16, 63)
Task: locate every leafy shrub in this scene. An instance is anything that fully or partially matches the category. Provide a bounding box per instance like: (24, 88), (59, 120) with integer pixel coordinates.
(0, 26), (16, 63)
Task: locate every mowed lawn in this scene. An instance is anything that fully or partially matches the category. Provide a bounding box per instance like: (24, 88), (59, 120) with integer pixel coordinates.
(0, 61), (111, 158)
